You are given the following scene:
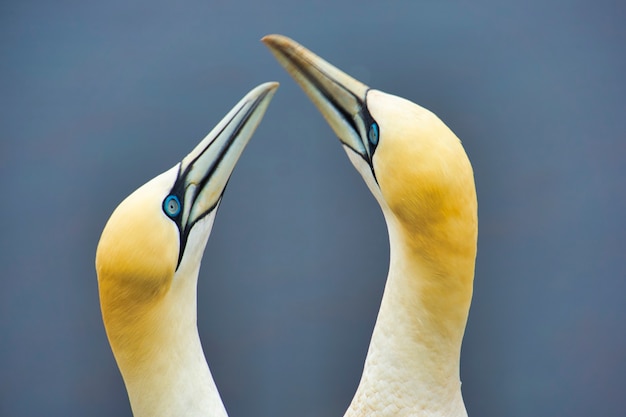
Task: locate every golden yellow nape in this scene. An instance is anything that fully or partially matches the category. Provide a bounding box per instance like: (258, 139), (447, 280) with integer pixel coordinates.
(263, 34), (477, 417)
(95, 82), (278, 417)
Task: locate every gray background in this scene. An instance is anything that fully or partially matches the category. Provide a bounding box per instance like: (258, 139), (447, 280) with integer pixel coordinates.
(2, 1), (625, 416)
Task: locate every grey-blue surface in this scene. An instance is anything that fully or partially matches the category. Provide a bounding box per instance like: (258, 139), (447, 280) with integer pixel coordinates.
(1, 1), (625, 416)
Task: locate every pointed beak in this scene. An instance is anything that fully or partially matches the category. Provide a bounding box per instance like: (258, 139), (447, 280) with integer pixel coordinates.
(174, 82), (278, 235)
(262, 34), (378, 166)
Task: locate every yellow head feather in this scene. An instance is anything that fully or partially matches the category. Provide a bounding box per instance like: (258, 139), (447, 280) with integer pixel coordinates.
(369, 90), (477, 262)
(95, 169), (179, 364)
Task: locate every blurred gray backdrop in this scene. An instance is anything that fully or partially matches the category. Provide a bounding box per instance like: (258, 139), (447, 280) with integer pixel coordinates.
(1, 1), (625, 416)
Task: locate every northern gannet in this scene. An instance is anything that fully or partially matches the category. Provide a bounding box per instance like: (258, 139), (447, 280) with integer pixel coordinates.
(95, 82), (278, 417)
(263, 35), (477, 417)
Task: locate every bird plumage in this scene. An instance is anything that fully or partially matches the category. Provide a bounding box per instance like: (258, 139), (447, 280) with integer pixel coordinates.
(96, 82), (278, 417)
(263, 34), (477, 417)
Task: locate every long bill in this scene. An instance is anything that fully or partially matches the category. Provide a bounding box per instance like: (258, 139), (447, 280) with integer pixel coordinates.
(171, 81), (279, 265)
(262, 34), (378, 168)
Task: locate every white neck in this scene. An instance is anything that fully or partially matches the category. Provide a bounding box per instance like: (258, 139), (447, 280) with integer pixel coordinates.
(345, 217), (470, 417)
(125, 326), (227, 417)
(111, 268), (228, 417)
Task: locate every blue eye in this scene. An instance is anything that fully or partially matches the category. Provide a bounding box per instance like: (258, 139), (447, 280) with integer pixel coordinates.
(164, 195), (181, 217)
(368, 122), (379, 146)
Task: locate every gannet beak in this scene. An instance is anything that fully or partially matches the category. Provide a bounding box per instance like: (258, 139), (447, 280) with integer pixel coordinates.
(262, 34), (379, 172)
(170, 82), (278, 265)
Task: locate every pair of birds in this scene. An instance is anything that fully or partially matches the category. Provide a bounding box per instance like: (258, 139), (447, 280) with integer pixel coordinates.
(96, 35), (477, 417)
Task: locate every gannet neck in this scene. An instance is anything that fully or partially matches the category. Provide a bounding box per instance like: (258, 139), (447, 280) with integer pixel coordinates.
(346, 211), (475, 417)
(111, 267), (226, 417)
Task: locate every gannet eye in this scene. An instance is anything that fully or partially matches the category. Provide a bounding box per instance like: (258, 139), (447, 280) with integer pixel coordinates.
(368, 122), (379, 146)
(163, 195), (181, 218)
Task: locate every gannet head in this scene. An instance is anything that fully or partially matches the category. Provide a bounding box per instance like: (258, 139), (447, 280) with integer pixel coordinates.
(262, 35), (476, 265)
(95, 82), (278, 372)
